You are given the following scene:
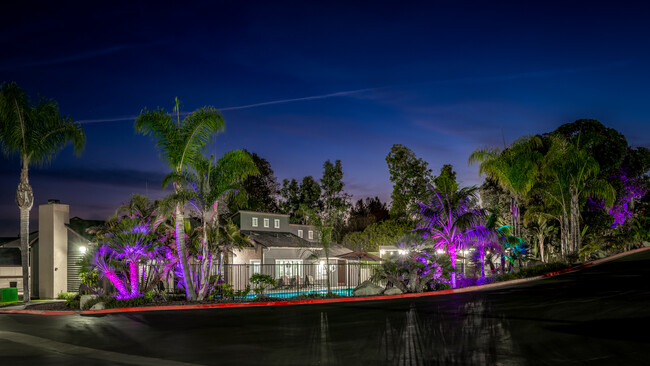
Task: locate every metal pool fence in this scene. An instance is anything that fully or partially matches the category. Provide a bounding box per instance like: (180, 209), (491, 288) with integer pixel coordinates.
(208, 262), (383, 298)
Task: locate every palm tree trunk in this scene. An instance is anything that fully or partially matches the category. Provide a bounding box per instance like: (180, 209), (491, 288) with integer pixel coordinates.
(570, 191), (580, 254)
(197, 219), (209, 300)
(449, 249), (457, 288)
(560, 213), (571, 259)
(538, 232), (545, 263)
(479, 245), (485, 280)
(175, 203), (197, 300)
(16, 161), (33, 303)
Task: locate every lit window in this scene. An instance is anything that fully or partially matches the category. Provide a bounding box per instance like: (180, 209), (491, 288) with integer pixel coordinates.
(263, 218), (269, 227)
(298, 229), (303, 238)
(274, 219), (280, 228)
(275, 259), (303, 278)
(252, 217), (258, 227)
(308, 230), (313, 240)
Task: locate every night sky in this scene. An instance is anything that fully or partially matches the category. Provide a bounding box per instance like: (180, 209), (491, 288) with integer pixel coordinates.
(1, 1), (649, 236)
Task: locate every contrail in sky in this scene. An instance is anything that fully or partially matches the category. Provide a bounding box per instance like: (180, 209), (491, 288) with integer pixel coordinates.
(77, 61), (630, 124)
(0, 41), (165, 72)
(77, 86), (385, 124)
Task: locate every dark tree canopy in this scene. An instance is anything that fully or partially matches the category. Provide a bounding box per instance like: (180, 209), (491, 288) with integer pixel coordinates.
(230, 150), (279, 213)
(343, 196), (390, 236)
(386, 144), (433, 219)
(320, 159), (350, 214)
(433, 164), (459, 195)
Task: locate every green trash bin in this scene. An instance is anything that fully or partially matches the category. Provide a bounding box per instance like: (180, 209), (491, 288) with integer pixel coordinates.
(1, 287), (19, 302)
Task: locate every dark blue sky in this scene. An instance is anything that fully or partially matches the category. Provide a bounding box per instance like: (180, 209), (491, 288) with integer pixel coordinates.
(1, 1), (650, 236)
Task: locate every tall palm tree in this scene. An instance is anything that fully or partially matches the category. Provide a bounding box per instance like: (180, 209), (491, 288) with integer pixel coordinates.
(183, 151), (258, 300)
(135, 98), (224, 301)
(468, 135), (542, 237)
(542, 135), (615, 255)
(416, 186), (482, 288)
(0, 82), (85, 302)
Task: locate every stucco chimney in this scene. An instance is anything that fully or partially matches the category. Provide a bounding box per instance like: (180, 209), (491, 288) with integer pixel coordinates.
(38, 202), (69, 299)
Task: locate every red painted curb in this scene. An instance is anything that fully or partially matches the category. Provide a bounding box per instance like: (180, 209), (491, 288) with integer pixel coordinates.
(3, 246), (648, 316)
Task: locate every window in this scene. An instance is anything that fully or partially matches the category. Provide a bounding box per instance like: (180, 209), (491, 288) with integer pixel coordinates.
(250, 260), (261, 276)
(298, 229), (303, 238)
(308, 230), (313, 240)
(252, 217), (258, 227)
(263, 218), (270, 228)
(274, 219), (280, 228)
(275, 259), (303, 278)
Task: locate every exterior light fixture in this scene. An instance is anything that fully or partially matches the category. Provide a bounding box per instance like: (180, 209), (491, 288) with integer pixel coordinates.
(79, 246), (87, 254)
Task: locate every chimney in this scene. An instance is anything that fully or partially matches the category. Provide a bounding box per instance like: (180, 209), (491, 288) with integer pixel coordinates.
(38, 201), (69, 299)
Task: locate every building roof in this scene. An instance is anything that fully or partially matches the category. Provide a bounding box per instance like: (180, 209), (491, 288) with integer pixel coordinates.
(66, 217), (104, 241)
(241, 230), (352, 257)
(242, 230), (316, 248)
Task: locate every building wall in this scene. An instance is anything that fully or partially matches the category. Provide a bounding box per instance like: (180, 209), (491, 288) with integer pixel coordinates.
(0, 266), (22, 290)
(231, 246), (261, 265)
(38, 203), (69, 299)
(235, 211), (291, 232)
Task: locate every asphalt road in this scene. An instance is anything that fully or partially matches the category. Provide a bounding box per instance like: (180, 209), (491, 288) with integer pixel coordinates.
(1, 249), (650, 366)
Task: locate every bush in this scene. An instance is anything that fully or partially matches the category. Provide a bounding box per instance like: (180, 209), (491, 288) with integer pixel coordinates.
(249, 274), (276, 296)
(81, 294), (155, 310)
(371, 250), (453, 293)
(493, 262), (571, 282)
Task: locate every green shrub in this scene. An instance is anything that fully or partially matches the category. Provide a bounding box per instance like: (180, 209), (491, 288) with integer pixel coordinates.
(249, 274), (276, 296)
(57, 292), (78, 300)
(81, 295), (154, 310)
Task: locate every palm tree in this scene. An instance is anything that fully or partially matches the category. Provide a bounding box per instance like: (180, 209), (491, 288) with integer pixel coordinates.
(135, 98), (224, 301)
(541, 135), (615, 256)
(183, 151), (258, 300)
(416, 186), (483, 288)
(468, 135), (542, 237)
(523, 209), (555, 263)
(468, 208), (505, 280)
(0, 82), (85, 302)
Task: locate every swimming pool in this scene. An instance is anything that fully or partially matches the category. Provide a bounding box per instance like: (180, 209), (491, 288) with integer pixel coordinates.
(244, 288), (353, 299)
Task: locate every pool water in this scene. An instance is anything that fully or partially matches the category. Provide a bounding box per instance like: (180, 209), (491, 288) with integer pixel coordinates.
(244, 288), (353, 299)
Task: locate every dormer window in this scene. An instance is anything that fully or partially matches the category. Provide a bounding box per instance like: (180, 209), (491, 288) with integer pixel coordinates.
(298, 229), (303, 238)
(274, 219), (280, 228)
(252, 217), (258, 227)
(308, 230), (313, 240)
(264, 218), (269, 228)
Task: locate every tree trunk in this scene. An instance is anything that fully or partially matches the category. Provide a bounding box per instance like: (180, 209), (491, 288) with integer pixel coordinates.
(570, 191), (580, 254)
(560, 213), (571, 259)
(449, 249), (457, 288)
(175, 203), (197, 300)
(479, 245), (485, 280)
(16, 161), (33, 303)
(538, 232), (545, 263)
(129, 260), (139, 296)
(197, 218), (210, 300)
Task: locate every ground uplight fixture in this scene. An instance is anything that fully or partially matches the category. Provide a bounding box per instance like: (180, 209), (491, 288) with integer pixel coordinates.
(79, 246), (87, 254)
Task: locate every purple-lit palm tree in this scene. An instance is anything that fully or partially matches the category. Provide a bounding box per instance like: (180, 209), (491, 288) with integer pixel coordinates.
(467, 208), (504, 280)
(0, 82), (86, 303)
(135, 98), (224, 301)
(94, 218), (158, 299)
(416, 186), (483, 288)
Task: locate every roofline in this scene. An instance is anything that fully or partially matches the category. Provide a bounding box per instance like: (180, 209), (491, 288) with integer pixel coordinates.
(231, 210), (290, 217)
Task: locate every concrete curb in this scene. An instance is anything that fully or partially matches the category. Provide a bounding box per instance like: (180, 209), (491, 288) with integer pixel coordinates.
(3, 246), (649, 316)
